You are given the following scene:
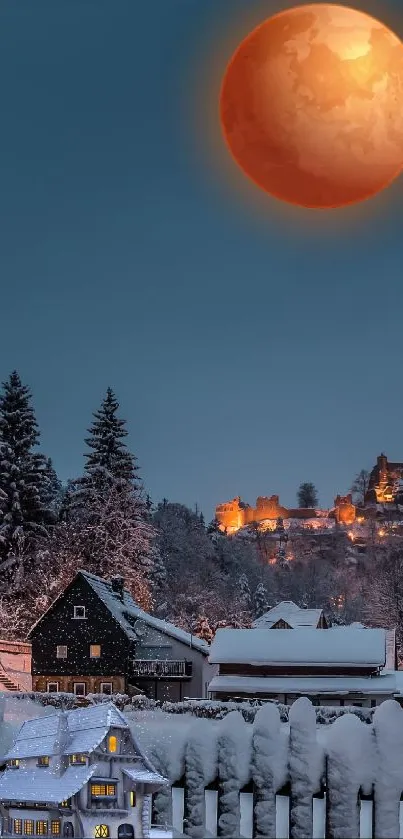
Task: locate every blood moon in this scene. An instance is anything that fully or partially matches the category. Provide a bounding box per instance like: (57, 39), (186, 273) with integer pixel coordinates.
(219, 4), (403, 209)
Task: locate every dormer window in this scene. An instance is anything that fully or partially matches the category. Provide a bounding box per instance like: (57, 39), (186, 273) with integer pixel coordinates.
(70, 753), (86, 765)
(90, 644), (101, 658)
(73, 605), (86, 619)
(9, 758), (20, 768)
(56, 645), (67, 659)
(108, 734), (117, 753)
(37, 756), (49, 767)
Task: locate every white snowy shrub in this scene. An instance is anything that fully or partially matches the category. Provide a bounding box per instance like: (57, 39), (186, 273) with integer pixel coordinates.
(289, 697), (323, 839)
(373, 700), (403, 838)
(217, 710), (252, 838)
(325, 713), (376, 839)
(184, 719), (219, 837)
(252, 702), (287, 839)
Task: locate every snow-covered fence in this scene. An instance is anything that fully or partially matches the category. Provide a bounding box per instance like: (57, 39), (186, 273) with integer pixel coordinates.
(149, 698), (403, 839)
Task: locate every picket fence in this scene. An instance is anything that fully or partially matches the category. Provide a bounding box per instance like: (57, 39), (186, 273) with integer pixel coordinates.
(167, 780), (401, 838)
(149, 698), (403, 839)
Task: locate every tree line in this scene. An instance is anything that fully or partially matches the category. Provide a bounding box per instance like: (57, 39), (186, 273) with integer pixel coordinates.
(0, 371), (399, 650)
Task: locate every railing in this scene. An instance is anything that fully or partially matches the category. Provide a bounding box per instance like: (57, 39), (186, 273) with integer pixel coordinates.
(130, 659), (192, 678)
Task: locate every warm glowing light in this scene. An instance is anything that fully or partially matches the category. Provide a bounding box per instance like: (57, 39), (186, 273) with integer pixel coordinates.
(348, 532), (355, 541)
(356, 516), (364, 523)
(220, 4), (403, 209)
(378, 528), (386, 537)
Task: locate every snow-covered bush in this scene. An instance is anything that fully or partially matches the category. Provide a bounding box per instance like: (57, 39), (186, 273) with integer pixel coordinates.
(184, 719), (218, 837)
(217, 711), (252, 837)
(289, 697), (323, 839)
(373, 700), (403, 838)
(252, 702), (287, 839)
(325, 713), (376, 839)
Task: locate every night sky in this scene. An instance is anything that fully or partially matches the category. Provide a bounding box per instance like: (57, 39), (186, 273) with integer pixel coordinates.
(0, 0), (402, 519)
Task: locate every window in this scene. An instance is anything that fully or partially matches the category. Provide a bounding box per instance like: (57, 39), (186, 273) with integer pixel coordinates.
(73, 682), (86, 696)
(36, 821), (48, 835)
(60, 799), (71, 809)
(94, 827), (109, 838)
(108, 734), (117, 753)
(14, 820), (22, 835)
(47, 682), (59, 693)
(9, 758), (20, 767)
(90, 644), (101, 658)
(100, 682), (112, 695)
(51, 822), (61, 836)
(24, 821), (34, 835)
(56, 645), (67, 659)
(130, 790), (136, 807)
(37, 756), (49, 767)
(73, 606), (86, 619)
(70, 753), (86, 765)
(91, 783), (117, 797)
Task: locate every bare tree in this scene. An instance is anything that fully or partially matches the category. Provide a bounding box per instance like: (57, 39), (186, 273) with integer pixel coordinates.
(350, 469), (370, 505)
(365, 540), (403, 657)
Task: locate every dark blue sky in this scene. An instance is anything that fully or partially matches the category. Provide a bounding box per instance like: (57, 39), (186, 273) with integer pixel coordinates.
(0, 0), (402, 518)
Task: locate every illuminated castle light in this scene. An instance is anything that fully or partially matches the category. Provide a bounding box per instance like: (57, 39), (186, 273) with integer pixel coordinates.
(215, 493), (356, 533)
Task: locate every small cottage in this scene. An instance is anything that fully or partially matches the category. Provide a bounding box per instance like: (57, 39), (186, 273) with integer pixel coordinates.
(28, 570), (211, 701)
(0, 702), (169, 838)
(252, 600), (328, 629)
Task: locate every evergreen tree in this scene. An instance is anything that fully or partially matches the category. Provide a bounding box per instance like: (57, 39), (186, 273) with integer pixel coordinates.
(70, 387), (139, 515)
(297, 482), (318, 508)
(238, 573), (252, 611)
(253, 582), (269, 619)
(42, 458), (64, 520)
(0, 371), (50, 565)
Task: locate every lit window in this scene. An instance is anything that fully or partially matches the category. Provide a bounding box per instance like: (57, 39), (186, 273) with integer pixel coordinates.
(90, 644), (101, 658)
(130, 790), (136, 807)
(73, 606), (86, 619)
(24, 821), (34, 836)
(94, 827), (109, 838)
(60, 800), (71, 808)
(47, 682), (59, 693)
(37, 756), (49, 767)
(70, 753), (86, 765)
(51, 822), (60, 836)
(14, 820), (22, 835)
(36, 821), (48, 835)
(9, 758), (20, 767)
(91, 783), (116, 797)
(56, 645), (67, 659)
(108, 734), (117, 753)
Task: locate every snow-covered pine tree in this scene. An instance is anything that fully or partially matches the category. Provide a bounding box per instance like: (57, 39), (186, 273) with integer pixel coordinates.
(42, 457), (64, 521)
(253, 582), (269, 619)
(238, 573), (252, 612)
(0, 371), (52, 570)
(63, 388), (157, 609)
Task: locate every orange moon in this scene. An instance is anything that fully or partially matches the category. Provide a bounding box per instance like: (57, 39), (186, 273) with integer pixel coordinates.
(220, 4), (403, 209)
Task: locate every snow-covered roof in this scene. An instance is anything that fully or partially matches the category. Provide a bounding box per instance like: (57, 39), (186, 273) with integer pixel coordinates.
(4, 702), (129, 760)
(209, 627), (386, 668)
(123, 766), (170, 786)
(0, 763), (96, 803)
(208, 673), (398, 696)
(73, 571), (209, 655)
(252, 601), (323, 629)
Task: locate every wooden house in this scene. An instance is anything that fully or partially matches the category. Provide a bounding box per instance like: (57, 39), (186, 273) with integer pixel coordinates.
(0, 702), (169, 838)
(208, 626), (399, 707)
(252, 601), (328, 629)
(28, 571), (210, 702)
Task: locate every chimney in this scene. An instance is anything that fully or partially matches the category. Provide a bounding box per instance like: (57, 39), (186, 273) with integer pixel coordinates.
(53, 711), (70, 776)
(111, 575), (125, 601)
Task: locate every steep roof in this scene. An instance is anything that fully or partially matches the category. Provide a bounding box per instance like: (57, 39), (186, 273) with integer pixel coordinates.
(79, 571), (209, 654)
(252, 601), (323, 629)
(4, 702), (130, 761)
(29, 570), (209, 656)
(209, 627), (386, 668)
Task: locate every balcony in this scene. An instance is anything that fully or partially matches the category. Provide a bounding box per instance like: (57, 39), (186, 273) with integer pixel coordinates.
(130, 659), (192, 679)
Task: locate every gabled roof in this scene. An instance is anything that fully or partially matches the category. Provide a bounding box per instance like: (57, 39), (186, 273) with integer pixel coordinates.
(252, 601), (323, 629)
(4, 702), (130, 761)
(79, 570), (209, 654)
(209, 627), (386, 668)
(28, 570), (209, 655)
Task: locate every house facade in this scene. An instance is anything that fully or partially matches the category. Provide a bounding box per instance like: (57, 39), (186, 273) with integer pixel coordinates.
(208, 626), (400, 707)
(28, 571), (210, 702)
(0, 702), (168, 839)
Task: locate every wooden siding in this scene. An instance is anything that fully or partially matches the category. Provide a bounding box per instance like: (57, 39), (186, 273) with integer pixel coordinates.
(219, 663), (379, 677)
